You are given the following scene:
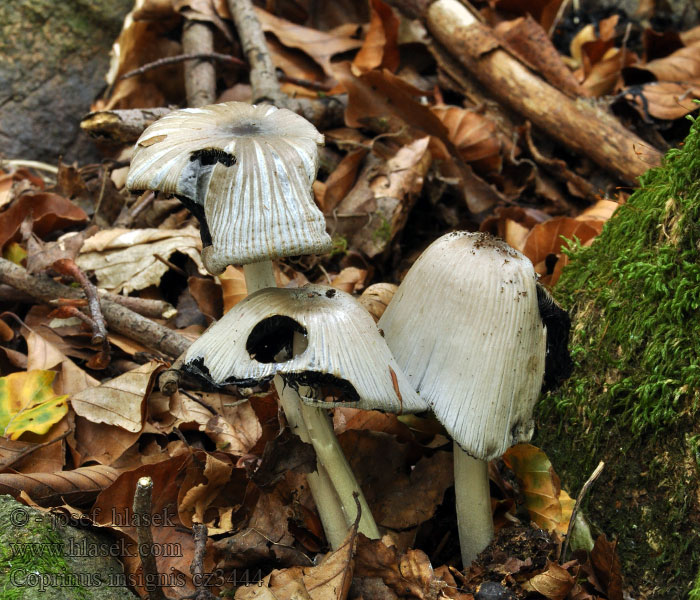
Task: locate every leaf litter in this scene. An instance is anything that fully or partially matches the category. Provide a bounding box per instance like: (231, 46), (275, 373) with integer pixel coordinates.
(2, 0), (694, 597)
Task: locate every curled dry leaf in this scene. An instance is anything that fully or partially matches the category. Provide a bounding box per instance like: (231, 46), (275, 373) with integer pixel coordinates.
(165, 391), (262, 455)
(521, 561), (575, 600)
(502, 444), (573, 535)
(431, 105), (502, 173)
(236, 522), (357, 600)
(626, 81), (700, 120)
(358, 282), (397, 321)
(330, 266), (368, 294)
(352, 0), (400, 75)
(219, 265), (247, 313)
(590, 535), (623, 600)
(334, 136), (432, 258)
(0, 464), (119, 506)
(256, 7), (363, 79)
(76, 226), (205, 293)
(0, 192), (87, 252)
(323, 148), (369, 215)
(495, 16), (584, 97)
(178, 451), (233, 527)
(355, 536), (445, 599)
(71, 361), (164, 432)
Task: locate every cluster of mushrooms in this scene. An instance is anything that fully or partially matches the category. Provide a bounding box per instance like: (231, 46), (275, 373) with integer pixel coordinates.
(126, 102), (571, 565)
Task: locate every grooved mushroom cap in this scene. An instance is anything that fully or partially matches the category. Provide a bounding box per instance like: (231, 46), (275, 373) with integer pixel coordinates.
(183, 284), (427, 413)
(126, 102), (331, 273)
(377, 231), (546, 460)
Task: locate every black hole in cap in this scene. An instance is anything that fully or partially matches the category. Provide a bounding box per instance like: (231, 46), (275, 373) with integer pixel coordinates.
(190, 148), (236, 167)
(247, 316), (307, 363)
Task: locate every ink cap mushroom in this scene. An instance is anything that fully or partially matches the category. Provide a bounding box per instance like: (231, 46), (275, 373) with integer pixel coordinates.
(378, 231), (556, 566)
(183, 284), (427, 414)
(125, 101), (331, 275)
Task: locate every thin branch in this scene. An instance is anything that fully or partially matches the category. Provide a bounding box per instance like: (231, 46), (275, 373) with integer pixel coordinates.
(190, 522), (217, 600)
(133, 477), (169, 600)
(52, 259), (110, 358)
(560, 461), (605, 562)
(0, 258), (191, 358)
(120, 52), (246, 81)
(183, 22), (218, 108)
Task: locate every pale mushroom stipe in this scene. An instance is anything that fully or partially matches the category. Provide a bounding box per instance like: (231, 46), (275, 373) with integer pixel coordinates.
(378, 231), (551, 566)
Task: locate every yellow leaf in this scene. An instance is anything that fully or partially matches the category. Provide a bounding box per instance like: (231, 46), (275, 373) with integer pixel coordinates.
(2, 242), (27, 265)
(502, 443), (570, 532)
(0, 371), (69, 440)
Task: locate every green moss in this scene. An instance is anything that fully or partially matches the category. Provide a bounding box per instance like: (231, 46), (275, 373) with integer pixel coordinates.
(535, 111), (700, 599)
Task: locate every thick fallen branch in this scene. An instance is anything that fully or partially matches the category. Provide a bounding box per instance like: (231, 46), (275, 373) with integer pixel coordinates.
(394, 0), (662, 184)
(81, 108), (172, 144)
(0, 258), (190, 359)
(182, 22), (218, 108)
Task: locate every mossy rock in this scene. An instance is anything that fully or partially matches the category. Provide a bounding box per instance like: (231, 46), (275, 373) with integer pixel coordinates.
(535, 111), (700, 599)
(0, 495), (136, 599)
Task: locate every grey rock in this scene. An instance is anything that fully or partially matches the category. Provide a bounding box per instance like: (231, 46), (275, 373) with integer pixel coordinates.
(0, 0), (133, 164)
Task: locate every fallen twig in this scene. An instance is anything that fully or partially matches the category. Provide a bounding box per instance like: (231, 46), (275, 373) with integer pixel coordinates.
(120, 52), (246, 81)
(0, 258), (191, 358)
(133, 477), (169, 600)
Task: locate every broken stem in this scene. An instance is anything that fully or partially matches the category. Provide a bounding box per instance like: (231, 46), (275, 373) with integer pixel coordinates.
(454, 444), (494, 567)
(242, 260), (379, 546)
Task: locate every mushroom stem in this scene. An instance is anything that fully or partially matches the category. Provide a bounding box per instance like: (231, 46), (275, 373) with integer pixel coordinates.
(454, 442), (494, 566)
(242, 261), (380, 545)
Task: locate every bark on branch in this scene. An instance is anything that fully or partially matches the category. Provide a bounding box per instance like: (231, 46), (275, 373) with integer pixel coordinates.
(0, 258), (191, 359)
(396, 0), (662, 184)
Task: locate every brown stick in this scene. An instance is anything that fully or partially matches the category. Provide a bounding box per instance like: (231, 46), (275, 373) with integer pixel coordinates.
(80, 108), (172, 144)
(0, 258), (191, 358)
(226, 0), (283, 105)
(133, 477), (169, 600)
(400, 0), (661, 184)
(182, 24), (218, 108)
(120, 52), (246, 83)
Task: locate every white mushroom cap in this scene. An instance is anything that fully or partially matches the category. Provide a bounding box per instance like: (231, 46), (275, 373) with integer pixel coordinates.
(183, 284), (427, 413)
(377, 231), (546, 460)
(126, 102), (332, 273)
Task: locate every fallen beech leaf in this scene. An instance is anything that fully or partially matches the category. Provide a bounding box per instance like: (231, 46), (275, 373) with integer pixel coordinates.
(71, 361), (164, 432)
(627, 81), (700, 120)
(256, 7), (363, 78)
(358, 282), (397, 321)
(333, 407), (413, 441)
(335, 136), (432, 257)
(590, 535), (623, 600)
(352, 0), (400, 75)
(644, 41), (700, 82)
(522, 217), (600, 268)
(431, 105), (501, 172)
(340, 430), (453, 530)
(495, 0), (564, 33)
(237, 523), (356, 600)
(0, 464), (118, 505)
(251, 428), (315, 490)
(0, 371), (69, 440)
(331, 267), (368, 294)
(323, 148), (369, 214)
(502, 444), (569, 532)
(522, 561), (575, 600)
(496, 16), (584, 97)
(166, 391), (262, 455)
(188, 276), (223, 323)
(216, 473), (313, 568)
(355, 536), (445, 599)
(178, 452), (233, 527)
(583, 47), (636, 97)
(0, 192), (87, 252)
(219, 265), (247, 313)
(76, 227), (205, 294)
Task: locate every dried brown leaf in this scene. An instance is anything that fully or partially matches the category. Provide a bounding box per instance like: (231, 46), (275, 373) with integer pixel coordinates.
(521, 561), (575, 600)
(357, 282), (397, 322)
(0, 193), (87, 252)
(323, 148), (369, 214)
(590, 535), (623, 600)
(352, 0), (400, 75)
(0, 464), (118, 506)
(71, 361), (164, 431)
(219, 265), (247, 313)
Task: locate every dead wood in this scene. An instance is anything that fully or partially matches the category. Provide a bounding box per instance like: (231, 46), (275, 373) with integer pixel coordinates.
(393, 0), (663, 185)
(182, 21), (218, 108)
(0, 258), (191, 359)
